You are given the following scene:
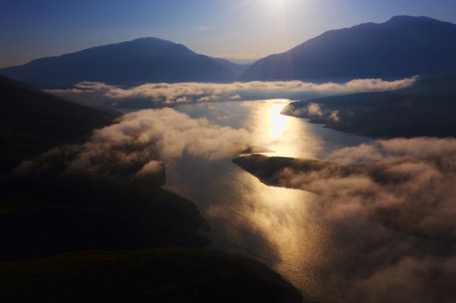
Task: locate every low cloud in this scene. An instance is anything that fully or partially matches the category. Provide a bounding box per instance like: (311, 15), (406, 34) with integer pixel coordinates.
(47, 77), (417, 109)
(277, 137), (456, 240)
(329, 110), (340, 122)
(271, 137), (456, 302)
(306, 103), (323, 117)
(348, 256), (456, 303)
(136, 160), (163, 177)
(17, 108), (251, 182)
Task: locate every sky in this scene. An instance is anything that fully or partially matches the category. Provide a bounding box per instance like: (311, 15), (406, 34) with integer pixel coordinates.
(1, 0), (456, 68)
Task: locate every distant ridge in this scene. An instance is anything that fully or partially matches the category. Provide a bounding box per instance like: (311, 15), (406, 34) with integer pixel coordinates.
(240, 16), (456, 81)
(0, 37), (246, 86)
(282, 75), (456, 138)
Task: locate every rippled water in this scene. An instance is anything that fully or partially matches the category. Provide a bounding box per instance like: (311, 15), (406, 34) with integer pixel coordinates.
(161, 99), (382, 300)
(154, 98), (456, 303)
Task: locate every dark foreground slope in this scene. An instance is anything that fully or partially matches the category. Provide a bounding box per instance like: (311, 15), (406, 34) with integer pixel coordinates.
(0, 75), (207, 257)
(0, 37), (245, 86)
(0, 249), (302, 303)
(0, 77), (302, 302)
(282, 76), (456, 138)
(240, 16), (456, 81)
(0, 74), (118, 173)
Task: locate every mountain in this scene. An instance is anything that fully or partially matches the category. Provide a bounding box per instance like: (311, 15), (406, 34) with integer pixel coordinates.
(240, 16), (456, 81)
(0, 75), (118, 173)
(0, 37), (246, 86)
(282, 75), (456, 138)
(212, 57), (250, 78)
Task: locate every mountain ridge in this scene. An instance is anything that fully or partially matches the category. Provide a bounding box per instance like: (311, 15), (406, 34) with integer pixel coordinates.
(240, 15), (456, 81)
(0, 37), (246, 86)
(281, 75), (456, 138)
(2, 16), (455, 85)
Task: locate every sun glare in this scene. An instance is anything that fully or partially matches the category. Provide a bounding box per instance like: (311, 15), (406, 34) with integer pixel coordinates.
(269, 101), (289, 139)
(266, 0), (287, 9)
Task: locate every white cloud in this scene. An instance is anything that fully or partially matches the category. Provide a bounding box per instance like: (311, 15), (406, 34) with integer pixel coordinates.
(47, 77), (417, 108)
(265, 137), (456, 302)
(306, 103), (323, 117)
(136, 160), (163, 177)
(16, 108), (252, 182)
(275, 137), (456, 240)
(329, 110), (340, 122)
(348, 256), (456, 303)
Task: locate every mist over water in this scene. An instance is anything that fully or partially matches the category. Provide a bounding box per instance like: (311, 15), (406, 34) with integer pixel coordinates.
(27, 96), (451, 302)
(159, 99), (456, 302)
(163, 100), (373, 300)
(82, 99), (456, 302)
(20, 95), (453, 301)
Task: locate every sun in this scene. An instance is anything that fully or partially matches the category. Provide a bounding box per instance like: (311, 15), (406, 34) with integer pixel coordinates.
(267, 0), (286, 8)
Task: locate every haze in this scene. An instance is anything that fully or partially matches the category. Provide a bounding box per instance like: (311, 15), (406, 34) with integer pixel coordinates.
(1, 0), (456, 67)
(2, 1), (456, 302)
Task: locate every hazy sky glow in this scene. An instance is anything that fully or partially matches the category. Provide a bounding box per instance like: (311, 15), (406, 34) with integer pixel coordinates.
(1, 0), (456, 67)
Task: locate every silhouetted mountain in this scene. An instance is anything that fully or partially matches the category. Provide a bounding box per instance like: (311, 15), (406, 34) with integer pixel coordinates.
(212, 57), (250, 78)
(282, 75), (456, 138)
(0, 37), (244, 86)
(0, 75), (118, 173)
(240, 16), (456, 81)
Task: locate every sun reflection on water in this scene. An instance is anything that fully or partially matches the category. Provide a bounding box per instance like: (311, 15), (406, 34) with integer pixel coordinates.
(245, 99), (322, 158)
(167, 99), (371, 301)
(268, 101), (289, 139)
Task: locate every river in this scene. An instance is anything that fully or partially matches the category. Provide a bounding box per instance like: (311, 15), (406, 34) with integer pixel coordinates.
(162, 99), (449, 302)
(159, 99), (372, 300)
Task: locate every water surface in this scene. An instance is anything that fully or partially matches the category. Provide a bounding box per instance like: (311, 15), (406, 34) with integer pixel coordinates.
(161, 99), (382, 300)
(164, 99), (456, 302)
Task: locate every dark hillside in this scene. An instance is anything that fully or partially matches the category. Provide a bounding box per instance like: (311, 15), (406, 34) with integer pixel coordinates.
(0, 75), (118, 173)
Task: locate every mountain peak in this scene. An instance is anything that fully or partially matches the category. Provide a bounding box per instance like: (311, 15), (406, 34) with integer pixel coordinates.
(125, 37), (176, 46)
(240, 15), (456, 81)
(387, 15), (431, 22)
(0, 37), (243, 85)
(384, 15), (454, 27)
(110, 37), (196, 58)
